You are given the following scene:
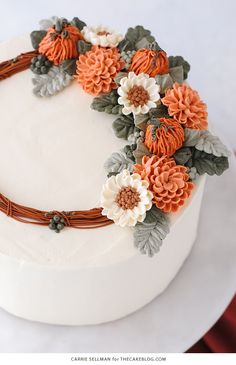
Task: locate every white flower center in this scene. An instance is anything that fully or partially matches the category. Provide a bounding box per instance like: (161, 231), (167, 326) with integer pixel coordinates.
(115, 186), (140, 210)
(127, 85), (149, 107)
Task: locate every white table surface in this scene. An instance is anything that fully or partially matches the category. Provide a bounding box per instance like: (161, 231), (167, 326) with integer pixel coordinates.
(0, 0), (235, 353)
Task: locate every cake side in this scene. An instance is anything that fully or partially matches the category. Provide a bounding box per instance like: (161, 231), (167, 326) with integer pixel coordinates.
(0, 175), (206, 325)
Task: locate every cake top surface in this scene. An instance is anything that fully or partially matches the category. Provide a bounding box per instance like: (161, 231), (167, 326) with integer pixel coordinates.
(0, 35), (203, 268)
(0, 18), (229, 265)
(0, 35), (134, 267)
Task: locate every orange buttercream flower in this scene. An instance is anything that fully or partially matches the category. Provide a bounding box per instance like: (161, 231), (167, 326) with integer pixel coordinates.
(76, 46), (124, 96)
(145, 117), (184, 157)
(134, 155), (194, 213)
(39, 25), (83, 65)
(162, 83), (208, 130)
(129, 48), (169, 77)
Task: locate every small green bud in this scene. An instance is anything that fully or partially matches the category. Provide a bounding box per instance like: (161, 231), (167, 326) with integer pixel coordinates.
(41, 66), (47, 74)
(49, 222), (56, 230)
(57, 223), (65, 231)
(53, 215), (60, 223)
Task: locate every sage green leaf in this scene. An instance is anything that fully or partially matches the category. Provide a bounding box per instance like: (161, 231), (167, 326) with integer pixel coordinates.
(60, 59), (77, 76)
(184, 129), (231, 158)
(135, 38), (161, 51)
(133, 141), (152, 164)
(149, 104), (170, 119)
(104, 151), (133, 176)
(184, 128), (202, 147)
(122, 144), (137, 161)
(71, 17), (86, 31)
(32, 66), (72, 97)
(168, 55), (190, 80)
(169, 65), (184, 84)
(155, 67), (183, 93)
(134, 114), (149, 130)
(112, 115), (135, 140)
(195, 131), (230, 157)
(30, 30), (47, 49)
(118, 39), (134, 52)
(155, 74), (173, 94)
(192, 150), (229, 176)
(134, 206), (170, 257)
(77, 40), (92, 55)
(91, 91), (122, 115)
(119, 25), (156, 52)
(173, 147), (192, 165)
(114, 71), (128, 86)
(135, 37), (151, 49)
(39, 16), (59, 30)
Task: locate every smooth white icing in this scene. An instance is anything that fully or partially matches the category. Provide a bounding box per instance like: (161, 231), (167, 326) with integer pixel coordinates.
(0, 35), (206, 324)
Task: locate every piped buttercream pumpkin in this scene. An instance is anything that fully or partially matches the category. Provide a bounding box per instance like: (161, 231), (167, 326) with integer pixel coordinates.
(129, 48), (169, 77)
(39, 25), (83, 65)
(145, 117), (184, 157)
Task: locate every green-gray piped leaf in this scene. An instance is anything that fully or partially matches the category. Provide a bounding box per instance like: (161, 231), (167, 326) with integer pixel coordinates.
(112, 114), (135, 140)
(119, 25), (156, 52)
(71, 17), (86, 31)
(184, 128), (202, 147)
(155, 74), (173, 94)
(77, 40), (92, 55)
(133, 141), (152, 164)
(114, 72), (128, 85)
(39, 16), (59, 30)
(91, 91), (122, 115)
(184, 129), (231, 158)
(173, 147), (192, 165)
(104, 151), (133, 176)
(30, 30), (47, 49)
(168, 55), (190, 80)
(195, 131), (231, 157)
(169, 65), (184, 84)
(134, 206), (170, 257)
(32, 66), (72, 97)
(192, 150), (229, 176)
(60, 59), (77, 76)
(134, 114), (149, 130)
(149, 104), (170, 118)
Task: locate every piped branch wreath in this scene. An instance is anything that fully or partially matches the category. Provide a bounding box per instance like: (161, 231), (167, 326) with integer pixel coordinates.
(0, 192), (112, 232)
(0, 16), (230, 255)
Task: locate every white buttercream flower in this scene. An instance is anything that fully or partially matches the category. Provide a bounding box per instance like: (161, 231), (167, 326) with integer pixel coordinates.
(117, 72), (160, 115)
(101, 170), (153, 227)
(82, 25), (123, 48)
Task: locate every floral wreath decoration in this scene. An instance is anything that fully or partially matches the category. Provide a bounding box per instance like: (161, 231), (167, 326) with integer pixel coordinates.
(0, 16), (230, 257)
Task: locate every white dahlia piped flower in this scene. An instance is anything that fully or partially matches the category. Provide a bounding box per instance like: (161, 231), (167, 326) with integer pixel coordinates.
(81, 25), (123, 48)
(101, 170), (153, 227)
(117, 72), (160, 115)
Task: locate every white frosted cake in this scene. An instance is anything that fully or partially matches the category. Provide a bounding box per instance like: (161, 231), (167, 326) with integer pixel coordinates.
(0, 18), (229, 325)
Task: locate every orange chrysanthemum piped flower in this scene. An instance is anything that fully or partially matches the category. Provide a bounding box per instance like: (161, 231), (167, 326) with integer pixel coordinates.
(134, 155), (194, 213)
(129, 48), (169, 77)
(162, 82), (208, 130)
(76, 46), (125, 96)
(39, 25), (83, 65)
(145, 117), (184, 157)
